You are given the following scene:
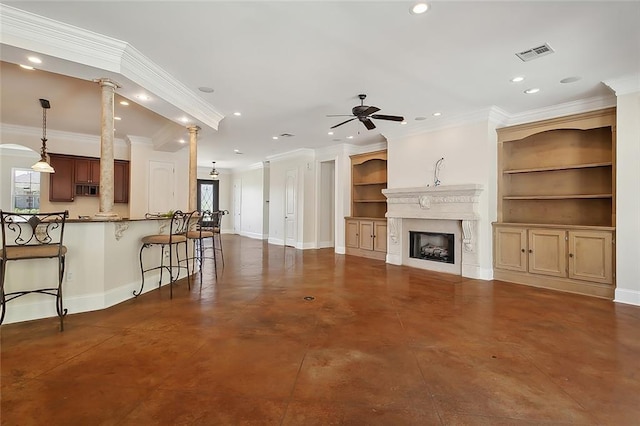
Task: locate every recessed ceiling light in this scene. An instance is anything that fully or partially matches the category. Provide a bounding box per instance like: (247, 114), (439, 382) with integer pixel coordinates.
(27, 56), (42, 64)
(120, 101), (129, 106)
(198, 86), (214, 93)
(560, 76), (582, 84)
(347, 136), (354, 139)
(136, 94), (150, 101)
(19, 64), (34, 70)
(524, 88), (540, 94)
(401, 121), (407, 125)
(328, 131), (334, 135)
(179, 139), (186, 144)
(180, 117), (190, 123)
(272, 136), (278, 140)
(415, 116), (427, 121)
(114, 116), (121, 121)
(233, 112), (241, 116)
(234, 149), (243, 154)
(510, 76), (525, 83)
(432, 112), (442, 117)
(411, 2), (429, 14)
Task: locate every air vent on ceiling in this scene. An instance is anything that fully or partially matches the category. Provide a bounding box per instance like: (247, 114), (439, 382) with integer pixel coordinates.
(516, 43), (554, 62)
(279, 133), (295, 137)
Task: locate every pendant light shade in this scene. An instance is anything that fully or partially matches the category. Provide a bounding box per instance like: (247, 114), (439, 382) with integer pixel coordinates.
(209, 161), (219, 180)
(32, 98), (55, 173)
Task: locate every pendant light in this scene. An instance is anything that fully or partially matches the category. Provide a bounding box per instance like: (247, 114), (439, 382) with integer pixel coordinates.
(31, 98), (55, 173)
(209, 161), (219, 180)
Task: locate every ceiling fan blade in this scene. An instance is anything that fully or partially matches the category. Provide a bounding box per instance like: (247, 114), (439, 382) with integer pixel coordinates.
(361, 106), (381, 116)
(331, 117), (357, 129)
(361, 118), (376, 130)
(371, 114), (405, 122)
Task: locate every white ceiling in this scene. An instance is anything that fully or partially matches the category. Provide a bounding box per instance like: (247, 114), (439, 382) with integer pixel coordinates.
(1, 1), (639, 171)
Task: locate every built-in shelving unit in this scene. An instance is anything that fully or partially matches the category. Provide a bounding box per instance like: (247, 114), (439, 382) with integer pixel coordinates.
(346, 149), (388, 260)
(494, 108), (616, 299)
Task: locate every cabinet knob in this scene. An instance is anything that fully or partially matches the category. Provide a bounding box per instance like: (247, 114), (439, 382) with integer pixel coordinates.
(521, 249), (525, 253)
(528, 249), (533, 253)
(569, 253), (574, 258)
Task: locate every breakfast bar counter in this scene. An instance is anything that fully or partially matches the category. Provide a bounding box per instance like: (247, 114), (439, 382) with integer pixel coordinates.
(2, 217), (188, 325)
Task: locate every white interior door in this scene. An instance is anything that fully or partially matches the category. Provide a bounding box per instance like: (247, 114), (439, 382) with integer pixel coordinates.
(148, 161), (174, 214)
(233, 178), (241, 234)
(285, 169), (297, 247)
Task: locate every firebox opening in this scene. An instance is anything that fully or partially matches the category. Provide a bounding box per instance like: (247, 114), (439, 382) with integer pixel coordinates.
(409, 231), (455, 264)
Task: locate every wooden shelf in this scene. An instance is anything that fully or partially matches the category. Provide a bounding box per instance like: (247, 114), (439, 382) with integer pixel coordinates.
(353, 181), (386, 186)
(504, 162), (612, 174)
(503, 194), (612, 200)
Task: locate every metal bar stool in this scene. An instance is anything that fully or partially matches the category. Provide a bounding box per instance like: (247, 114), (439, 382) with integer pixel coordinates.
(135, 210), (192, 299)
(199, 210), (227, 268)
(0, 210), (69, 331)
(185, 211), (217, 289)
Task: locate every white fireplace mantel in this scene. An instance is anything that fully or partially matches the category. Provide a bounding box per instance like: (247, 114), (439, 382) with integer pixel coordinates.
(382, 184), (484, 278)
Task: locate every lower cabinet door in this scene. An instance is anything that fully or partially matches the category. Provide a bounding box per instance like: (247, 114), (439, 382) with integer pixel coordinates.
(494, 226), (527, 272)
(358, 221), (375, 251)
(345, 220), (360, 249)
(373, 220), (387, 253)
(528, 229), (567, 278)
(568, 230), (613, 284)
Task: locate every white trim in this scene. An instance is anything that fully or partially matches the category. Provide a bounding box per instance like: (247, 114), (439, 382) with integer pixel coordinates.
(240, 230), (264, 240)
(1, 123), (128, 148)
(499, 96), (617, 127)
(1, 273), (164, 325)
(335, 245), (346, 255)
(268, 237), (285, 246)
(0, 4), (223, 131)
(317, 241), (334, 249)
(266, 148), (315, 162)
(614, 288), (640, 306)
(604, 73), (640, 96)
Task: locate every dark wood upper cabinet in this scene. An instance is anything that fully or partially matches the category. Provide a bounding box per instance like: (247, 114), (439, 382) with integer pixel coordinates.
(114, 160), (129, 203)
(75, 158), (100, 184)
(47, 154), (129, 203)
(49, 154), (75, 202)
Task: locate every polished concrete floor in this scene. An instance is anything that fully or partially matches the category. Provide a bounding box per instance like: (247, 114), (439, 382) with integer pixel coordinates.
(1, 235), (639, 425)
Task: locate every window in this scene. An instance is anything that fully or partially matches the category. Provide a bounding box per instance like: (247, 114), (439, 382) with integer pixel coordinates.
(12, 168), (40, 213)
(197, 179), (219, 212)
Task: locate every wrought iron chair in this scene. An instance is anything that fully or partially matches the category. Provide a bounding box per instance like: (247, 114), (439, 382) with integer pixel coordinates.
(185, 211), (217, 288)
(200, 210), (227, 267)
(135, 210), (193, 299)
(0, 210), (69, 331)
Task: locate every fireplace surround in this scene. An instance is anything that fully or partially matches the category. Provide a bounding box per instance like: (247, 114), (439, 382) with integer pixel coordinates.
(382, 184), (483, 278)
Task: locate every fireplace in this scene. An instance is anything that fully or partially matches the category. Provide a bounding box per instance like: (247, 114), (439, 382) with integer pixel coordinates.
(409, 231), (454, 264)
(382, 184), (484, 278)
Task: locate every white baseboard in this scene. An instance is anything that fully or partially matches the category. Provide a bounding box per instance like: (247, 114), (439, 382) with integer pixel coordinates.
(240, 230), (264, 240)
(462, 265), (493, 280)
(1, 272), (166, 325)
(615, 288), (640, 306)
(335, 246), (346, 255)
(386, 253), (402, 265)
(317, 241), (334, 249)
(268, 237), (284, 246)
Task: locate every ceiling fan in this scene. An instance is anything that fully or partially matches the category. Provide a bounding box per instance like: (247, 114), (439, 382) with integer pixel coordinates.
(328, 94), (404, 130)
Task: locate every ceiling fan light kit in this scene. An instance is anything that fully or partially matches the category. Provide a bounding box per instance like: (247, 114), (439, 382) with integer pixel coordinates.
(328, 94), (404, 131)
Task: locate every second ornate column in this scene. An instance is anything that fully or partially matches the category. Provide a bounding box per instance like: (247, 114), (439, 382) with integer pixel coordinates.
(94, 78), (121, 219)
(188, 125), (200, 212)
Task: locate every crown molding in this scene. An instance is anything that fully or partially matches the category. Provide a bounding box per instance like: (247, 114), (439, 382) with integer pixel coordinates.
(266, 148), (315, 163)
(0, 123), (127, 147)
(603, 73), (640, 96)
(499, 95), (617, 127)
(0, 4), (224, 130)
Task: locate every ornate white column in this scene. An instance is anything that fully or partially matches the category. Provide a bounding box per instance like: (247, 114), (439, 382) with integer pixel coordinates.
(93, 78), (121, 219)
(188, 125), (200, 212)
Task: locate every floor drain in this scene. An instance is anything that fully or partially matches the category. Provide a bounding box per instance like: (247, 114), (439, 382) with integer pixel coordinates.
(303, 296), (315, 301)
